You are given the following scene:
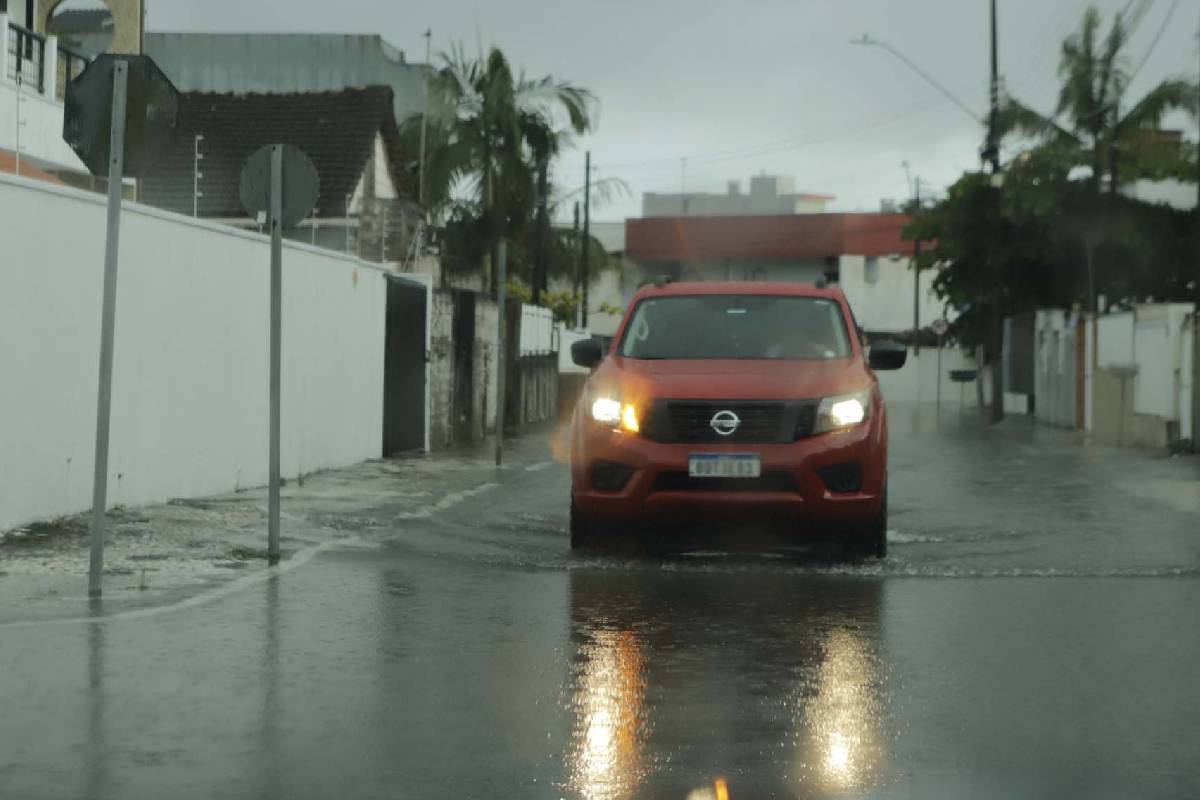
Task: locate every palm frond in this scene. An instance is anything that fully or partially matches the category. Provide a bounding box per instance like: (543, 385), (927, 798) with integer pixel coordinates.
(1117, 79), (1196, 134)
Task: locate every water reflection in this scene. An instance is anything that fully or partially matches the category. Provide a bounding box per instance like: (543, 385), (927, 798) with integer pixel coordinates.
(567, 627), (648, 799)
(566, 568), (886, 798)
(259, 575), (282, 798)
(794, 627), (886, 792)
(84, 601), (108, 800)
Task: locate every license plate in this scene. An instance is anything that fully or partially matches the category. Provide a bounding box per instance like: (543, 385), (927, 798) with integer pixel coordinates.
(688, 454), (761, 478)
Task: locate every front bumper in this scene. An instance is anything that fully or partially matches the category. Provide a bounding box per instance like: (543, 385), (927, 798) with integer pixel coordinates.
(572, 418), (885, 529)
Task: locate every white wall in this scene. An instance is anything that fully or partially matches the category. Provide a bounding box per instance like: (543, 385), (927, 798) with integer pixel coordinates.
(0, 173), (387, 531)
(1132, 303), (1194, 421)
(1097, 312), (1135, 367)
(0, 24), (88, 173)
(839, 254), (946, 334)
(874, 347), (976, 405)
(518, 303), (553, 356)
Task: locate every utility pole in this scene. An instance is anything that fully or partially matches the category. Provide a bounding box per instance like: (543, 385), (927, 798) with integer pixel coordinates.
(533, 153), (549, 304)
(581, 151), (591, 329)
(912, 179), (922, 356)
(495, 239), (508, 466)
(985, 0), (1005, 424)
(193, 134), (204, 217)
(680, 156), (687, 214)
(1193, 14), (1200, 452)
(418, 28), (432, 209)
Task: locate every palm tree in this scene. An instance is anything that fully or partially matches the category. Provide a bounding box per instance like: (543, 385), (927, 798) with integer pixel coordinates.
(998, 5), (1194, 194)
(401, 45), (593, 291)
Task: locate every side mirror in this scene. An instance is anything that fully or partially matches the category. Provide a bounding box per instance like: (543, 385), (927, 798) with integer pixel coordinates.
(571, 338), (605, 370)
(868, 340), (907, 371)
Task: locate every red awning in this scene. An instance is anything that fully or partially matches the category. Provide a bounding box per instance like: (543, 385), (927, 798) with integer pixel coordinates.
(0, 150), (66, 186)
(625, 213), (912, 262)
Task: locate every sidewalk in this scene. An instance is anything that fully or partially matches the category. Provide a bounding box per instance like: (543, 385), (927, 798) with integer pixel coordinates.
(0, 434), (558, 623)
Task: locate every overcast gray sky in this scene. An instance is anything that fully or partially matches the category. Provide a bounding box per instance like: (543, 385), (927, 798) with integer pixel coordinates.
(145, 0), (1199, 221)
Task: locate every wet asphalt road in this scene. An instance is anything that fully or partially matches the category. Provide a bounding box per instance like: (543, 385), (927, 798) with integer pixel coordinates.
(2, 406), (1199, 799)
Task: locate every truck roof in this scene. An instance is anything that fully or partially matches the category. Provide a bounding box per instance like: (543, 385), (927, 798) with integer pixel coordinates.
(631, 280), (846, 302)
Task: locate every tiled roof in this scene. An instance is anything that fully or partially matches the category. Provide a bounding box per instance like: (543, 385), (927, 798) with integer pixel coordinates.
(141, 86), (408, 219)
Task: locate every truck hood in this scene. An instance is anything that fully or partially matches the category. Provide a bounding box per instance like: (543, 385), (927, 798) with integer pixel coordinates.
(605, 356), (871, 401)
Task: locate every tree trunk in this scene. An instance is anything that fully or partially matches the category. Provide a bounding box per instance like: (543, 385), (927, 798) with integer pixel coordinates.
(533, 156), (549, 304)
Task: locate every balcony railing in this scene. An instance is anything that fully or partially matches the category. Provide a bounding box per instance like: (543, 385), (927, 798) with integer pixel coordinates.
(6, 22), (46, 94)
(56, 43), (87, 101)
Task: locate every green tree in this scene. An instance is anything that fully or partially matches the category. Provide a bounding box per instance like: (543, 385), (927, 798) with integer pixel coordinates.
(399, 45), (593, 291)
(998, 5), (1196, 194)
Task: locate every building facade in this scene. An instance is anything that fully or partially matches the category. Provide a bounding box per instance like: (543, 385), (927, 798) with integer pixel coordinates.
(643, 174), (833, 218)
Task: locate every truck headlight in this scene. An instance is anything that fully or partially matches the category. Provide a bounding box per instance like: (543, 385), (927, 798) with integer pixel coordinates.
(814, 390), (872, 434)
(591, 397), (640, 433)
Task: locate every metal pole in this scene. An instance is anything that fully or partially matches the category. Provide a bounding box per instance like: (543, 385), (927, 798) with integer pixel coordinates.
(495, 239), (507, 466)
(581, 151), (591, 328)
(14, 73), (22, 177)
(268, 144), (283, 565)
(88, 61), (128, 598)
(193, 134), (204, 217)
(572, 201), (581, 328)
(418, 28), (432, 209)
(936, 335), (944, 411)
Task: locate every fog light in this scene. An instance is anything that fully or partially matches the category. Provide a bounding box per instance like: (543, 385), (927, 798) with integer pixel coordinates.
(817, 461), (863, 493)
(591, 461), (635, 492)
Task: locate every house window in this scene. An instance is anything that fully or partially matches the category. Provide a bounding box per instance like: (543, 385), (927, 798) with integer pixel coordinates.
(864, 257), (879, 285)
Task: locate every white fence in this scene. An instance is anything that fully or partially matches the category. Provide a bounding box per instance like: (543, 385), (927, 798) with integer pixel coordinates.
(0, 173), (387, 531)
(518, 303), (554, 356)
(1034, 309), (1081, 429)
(874, 346), (978, 406)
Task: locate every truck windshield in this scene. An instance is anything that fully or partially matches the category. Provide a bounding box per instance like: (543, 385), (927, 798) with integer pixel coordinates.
(619, 295), (853, 360)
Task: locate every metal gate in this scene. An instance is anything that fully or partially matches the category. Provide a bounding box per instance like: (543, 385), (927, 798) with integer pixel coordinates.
(451, 290), (476, 443)
(383, 276), (428, 455)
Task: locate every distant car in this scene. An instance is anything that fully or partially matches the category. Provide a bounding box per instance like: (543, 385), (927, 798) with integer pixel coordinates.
(568, 281), (906, 557)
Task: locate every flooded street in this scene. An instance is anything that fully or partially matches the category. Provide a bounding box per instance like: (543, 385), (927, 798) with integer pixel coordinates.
(2, 407), (1199, 799)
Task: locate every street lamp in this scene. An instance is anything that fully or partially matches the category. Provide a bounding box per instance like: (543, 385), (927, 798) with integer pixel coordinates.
(850, 34), (984, 125)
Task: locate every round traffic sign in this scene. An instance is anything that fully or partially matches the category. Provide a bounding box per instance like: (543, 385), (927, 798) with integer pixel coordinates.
(931, 318), (950, 337)
(238, 144), (320, 229)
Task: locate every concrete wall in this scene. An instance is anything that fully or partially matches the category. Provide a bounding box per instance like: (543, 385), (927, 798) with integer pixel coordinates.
(0, 172), (386, 531)
(839, 254), (944, 335)
(426, 290), (456, 450)
(474, 297), (500, 439)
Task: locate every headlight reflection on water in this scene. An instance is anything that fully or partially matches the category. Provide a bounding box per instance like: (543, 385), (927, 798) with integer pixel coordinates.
(793, 627), (887, 793)
(567, 629), (648, 800)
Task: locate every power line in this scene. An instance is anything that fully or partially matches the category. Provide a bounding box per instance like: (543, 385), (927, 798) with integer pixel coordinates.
(1129, 0), (1182, 84)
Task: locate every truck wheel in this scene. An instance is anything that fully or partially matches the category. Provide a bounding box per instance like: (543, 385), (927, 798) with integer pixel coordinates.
(569, 496), (600, 550)
(850, 489), (888, 560)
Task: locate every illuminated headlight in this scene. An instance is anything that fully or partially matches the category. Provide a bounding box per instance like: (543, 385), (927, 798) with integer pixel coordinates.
(814, 390), (872, 434)
(591, 398), (622, 424)
(590, 397), (640, 433)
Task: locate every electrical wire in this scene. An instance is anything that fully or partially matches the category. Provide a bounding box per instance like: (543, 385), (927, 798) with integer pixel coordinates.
(1128, 0), (1182, 84)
